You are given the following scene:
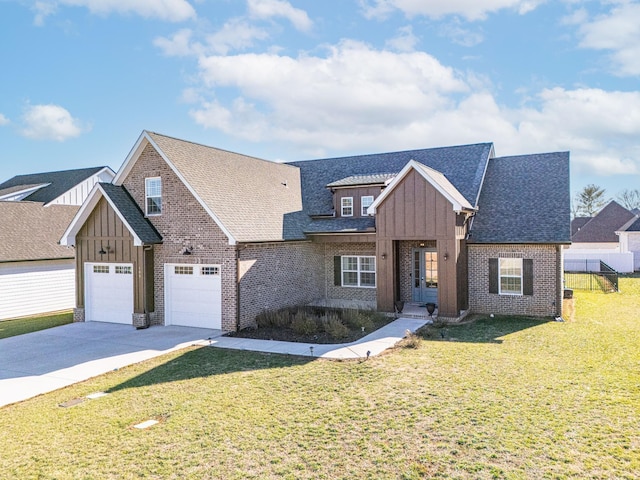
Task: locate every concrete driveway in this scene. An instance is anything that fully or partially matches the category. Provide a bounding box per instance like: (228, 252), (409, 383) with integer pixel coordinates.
(0, 322), (222, 408)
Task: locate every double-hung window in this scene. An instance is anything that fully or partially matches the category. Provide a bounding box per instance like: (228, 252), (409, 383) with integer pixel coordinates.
(341, 197), (353, 217)
(499, 258), (523, 295)
(341, 256), (376, 288)
(145, 177), (162, 216)
(361, 195), (374, 216)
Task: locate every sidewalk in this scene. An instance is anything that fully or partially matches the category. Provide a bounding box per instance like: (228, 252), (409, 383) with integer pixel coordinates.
(205, 317), (430, 359)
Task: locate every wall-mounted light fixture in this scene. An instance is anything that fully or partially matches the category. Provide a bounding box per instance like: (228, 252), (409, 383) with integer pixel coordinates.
(182, 246), (193, 255)
(98, 247), (106, 255)
(443, 252), (449, 261)
(98, 244), (112, 255)
(381, 253), (387, 259)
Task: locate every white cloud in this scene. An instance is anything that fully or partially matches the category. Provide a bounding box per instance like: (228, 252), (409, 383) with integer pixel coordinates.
(21, 104), (87, 141)
(577, 3), (640, 76)
(184, 41), (640, 177)
(247, 0), (313, 32)
(439, 19), (484, 46)
(0, 113), (9, 126)
(359, 0), (545, 21)
(385, 25), (419, 52)
(154, 28), (201, 56)
(205, 18), (270, 55)
(33, 0), (196, 23)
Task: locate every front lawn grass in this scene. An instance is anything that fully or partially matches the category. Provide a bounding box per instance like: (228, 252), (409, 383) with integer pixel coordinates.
(0, 280), (638, 479)
(0, 311), (73, 339)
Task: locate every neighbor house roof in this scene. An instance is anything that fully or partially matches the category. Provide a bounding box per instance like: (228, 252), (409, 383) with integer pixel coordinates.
(0, 167), (113, 204)
(571, 216), (592, 236)
(617, 214), (640, 233)
(288, 143), (494, 217)
(113, 131), (305, 243)
(469, 152), (571, 244)
(0, 201), (78, 262)
(60, 183), (162, 247)
(571, 201), (636, 243)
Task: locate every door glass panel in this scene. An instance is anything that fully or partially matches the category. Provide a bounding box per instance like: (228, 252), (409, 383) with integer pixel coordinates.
(414, 251), (420, 288)
(425, 251), (438, 288)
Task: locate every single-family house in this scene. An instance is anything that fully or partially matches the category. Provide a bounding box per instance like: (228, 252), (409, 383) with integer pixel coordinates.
(61, 131), (570, 330)
(565, 200), (637, 273)
(617, 215), (640, 271)
(0, 167), (115, 320)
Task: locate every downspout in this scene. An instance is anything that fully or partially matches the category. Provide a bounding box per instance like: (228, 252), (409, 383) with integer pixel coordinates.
(236, 244), (241, 332)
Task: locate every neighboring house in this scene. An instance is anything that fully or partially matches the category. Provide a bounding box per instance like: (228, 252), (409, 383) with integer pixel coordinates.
(566, 201), (637, 272)
(0, 167), (115, 320)
(617, 216), (640, 271)
(61, 131), (570, 331)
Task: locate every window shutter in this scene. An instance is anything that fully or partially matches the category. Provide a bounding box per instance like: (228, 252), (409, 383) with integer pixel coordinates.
(334, 256), (342, 286)
(488, 258), (498, 294)
(523, 259), (533, 296)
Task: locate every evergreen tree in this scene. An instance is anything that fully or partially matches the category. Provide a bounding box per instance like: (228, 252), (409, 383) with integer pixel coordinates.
(574, 184), (607, 217)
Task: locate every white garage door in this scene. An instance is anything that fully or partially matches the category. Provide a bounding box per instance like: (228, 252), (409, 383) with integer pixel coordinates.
(85, 263), (134, 324)
(165, 264), (221, 329)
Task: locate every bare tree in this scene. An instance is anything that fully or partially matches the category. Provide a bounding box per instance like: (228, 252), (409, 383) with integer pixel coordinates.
(574, 184), (607, 217)
(617, 189), (640, 211)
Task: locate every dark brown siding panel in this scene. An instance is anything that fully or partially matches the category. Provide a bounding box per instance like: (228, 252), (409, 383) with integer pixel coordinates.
(456, 239), (469, 311)
(523, 259), (534, 296)
(489, 258), (499, 294)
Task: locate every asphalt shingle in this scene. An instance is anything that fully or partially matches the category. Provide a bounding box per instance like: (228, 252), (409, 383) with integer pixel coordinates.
(469, 152), (571, 244)
(571, 201), (636, 243)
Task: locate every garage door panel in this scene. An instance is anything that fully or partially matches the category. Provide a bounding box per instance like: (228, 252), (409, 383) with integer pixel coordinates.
(165, 264), (222, 329)
(85, 263), (133, 324)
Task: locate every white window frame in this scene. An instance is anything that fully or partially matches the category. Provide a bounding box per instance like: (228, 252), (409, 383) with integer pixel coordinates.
(341, 256), (376, 288)
(145, 177), (162, 216)
(361, 195), (374, 216)
(499, 258), (523, 296)
(341, 197), (353, 217)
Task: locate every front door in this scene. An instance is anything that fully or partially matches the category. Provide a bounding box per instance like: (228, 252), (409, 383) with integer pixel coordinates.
(412, 248), (438, 304)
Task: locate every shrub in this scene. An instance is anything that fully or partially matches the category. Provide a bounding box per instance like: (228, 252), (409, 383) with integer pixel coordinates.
(255, 308), (291, 329)
(291, 312), (318, 335)
(341, 309), (374, 331)
(399, 330), (422, 349)
(321, 313), (349, 339)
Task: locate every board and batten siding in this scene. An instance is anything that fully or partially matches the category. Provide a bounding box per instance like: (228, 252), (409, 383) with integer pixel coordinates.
(75, 197), (150, 315)
(375, 168), (469, 318)
(0, 259), (75, 320)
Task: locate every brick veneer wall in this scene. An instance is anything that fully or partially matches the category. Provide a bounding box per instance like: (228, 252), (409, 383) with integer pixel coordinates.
(238, 241), (324, 329)
(324, 242), (377, 302)
(468, 244), (561, 317)
(122, 144), (238, 330)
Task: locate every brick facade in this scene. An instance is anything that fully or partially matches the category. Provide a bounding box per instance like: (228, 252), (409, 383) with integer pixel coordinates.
(468, 244), (562, 317)
(122, 144), (238, 330)
(238, 241), (324, 329)
(324, 242), (377, 303)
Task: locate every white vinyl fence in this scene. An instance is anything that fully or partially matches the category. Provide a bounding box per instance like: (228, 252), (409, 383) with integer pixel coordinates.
(564, 251), (634, 273)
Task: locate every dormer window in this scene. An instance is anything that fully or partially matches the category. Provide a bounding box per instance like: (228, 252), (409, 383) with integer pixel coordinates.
(341, 197), (353, 217)
(145, 177), (162, 215)
(361, 195), (374, 216)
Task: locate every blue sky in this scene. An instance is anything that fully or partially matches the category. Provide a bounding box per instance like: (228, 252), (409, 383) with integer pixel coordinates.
(1, 0), (639, 199)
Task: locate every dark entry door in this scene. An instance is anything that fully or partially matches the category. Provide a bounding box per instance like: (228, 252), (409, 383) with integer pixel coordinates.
(412, 248), (438, 304)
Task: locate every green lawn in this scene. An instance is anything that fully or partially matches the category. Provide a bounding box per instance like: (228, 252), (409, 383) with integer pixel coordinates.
(1, 280), (639, 479)
(0, 311), (73, 339)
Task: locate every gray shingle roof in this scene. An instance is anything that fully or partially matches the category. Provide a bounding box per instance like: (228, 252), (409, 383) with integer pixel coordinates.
(304, 217), (376, 234)
(469, 152), (571, 244)
(99, 183), (162, 244)
(326, 173), (397, 188)
(0, 201), (78, 262)
(147, 132), (305, 242)
(571, 216), (592, 236)
(620, 216), (640, 232)
(288, 143), (494, 217)
(572, 201), (636, 243)
(0, 167), (109, 204)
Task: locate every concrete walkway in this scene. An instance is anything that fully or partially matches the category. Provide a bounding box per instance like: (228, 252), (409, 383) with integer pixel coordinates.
(207, 317), (429, 359)
(0, 317), (428, 408)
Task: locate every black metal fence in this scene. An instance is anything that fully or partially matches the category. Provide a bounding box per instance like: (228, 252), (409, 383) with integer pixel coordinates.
(564, 260), (619, 293)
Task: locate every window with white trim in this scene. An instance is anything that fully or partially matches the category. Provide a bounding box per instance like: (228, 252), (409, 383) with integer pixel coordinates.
(341, 197), (353, 217)
(341, 256), (376, 288)
(361, 195), (374, 216)
(499, 258), (523, 295)
(145, 177), (162, 216)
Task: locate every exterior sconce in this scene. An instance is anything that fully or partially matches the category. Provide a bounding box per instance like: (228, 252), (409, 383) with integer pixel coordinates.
(443, 252), (449, 261)
(381, 253), (387, 259)
(98, 247), (106, 255)
(182, 246), (193, 255)
(98, 245), (112, 255)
